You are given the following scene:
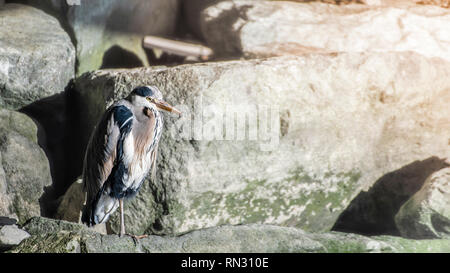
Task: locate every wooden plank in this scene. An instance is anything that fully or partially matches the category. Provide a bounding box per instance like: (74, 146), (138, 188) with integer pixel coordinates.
(143, 36), (213, 61)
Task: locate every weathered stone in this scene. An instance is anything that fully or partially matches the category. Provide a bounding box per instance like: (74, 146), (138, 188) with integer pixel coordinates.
(372, 235), (450, 252)
(274, 0), (416, 6)
(309, 231), (394, 253)
(417, 0), (450, 8)
(0, 225), (30, 250)
(273, 0), (450, 8)
(183, 0), (435, 42)
(55, 178), (85, 223)
(0, 4), (75, 110)
(333, 157), (449, 235)
(200, 1), (450, 60)
(9, 217), (450, 253)
(22, 216), (93, 236)
(395, 167), (450, 239)
(74, 52), (450, 236)
(85, 224), (326, 253)
(275, 0), (363, 3)
(19, 90), (84, 217)
(13, 216), (325, 253)
(0, 108), (52, 224)
(10, 231), (82, 253)
(54, 178), (107, 234)
(363, 0), (450, 8)
(182, 0), (265, 40)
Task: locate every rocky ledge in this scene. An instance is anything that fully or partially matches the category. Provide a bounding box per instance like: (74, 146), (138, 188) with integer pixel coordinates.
(6, 217), (450, 253)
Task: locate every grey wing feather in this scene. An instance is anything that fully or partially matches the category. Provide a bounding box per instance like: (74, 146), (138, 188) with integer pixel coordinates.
(82, 107), (120, 210)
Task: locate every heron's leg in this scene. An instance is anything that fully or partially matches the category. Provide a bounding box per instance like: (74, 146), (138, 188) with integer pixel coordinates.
(119, 198), (148, 240)
(119, 198), (125, 237)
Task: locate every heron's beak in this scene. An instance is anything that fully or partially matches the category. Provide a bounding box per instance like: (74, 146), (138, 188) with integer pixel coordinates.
(153, 99), (181, 115)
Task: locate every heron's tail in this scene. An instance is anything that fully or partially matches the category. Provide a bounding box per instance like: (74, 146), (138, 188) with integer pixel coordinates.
(81, 188), (119, 227)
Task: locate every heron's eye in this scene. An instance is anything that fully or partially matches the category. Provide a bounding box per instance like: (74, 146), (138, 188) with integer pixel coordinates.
(146, 97), (154, 103)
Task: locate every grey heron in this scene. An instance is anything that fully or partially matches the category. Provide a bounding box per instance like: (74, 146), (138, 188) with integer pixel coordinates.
(81, 86), (180, 238)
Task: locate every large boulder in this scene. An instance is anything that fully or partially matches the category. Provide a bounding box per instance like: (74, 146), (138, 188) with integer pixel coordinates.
(364, 0), (450, 8)
(277, 0), (450, 8)
(333, 156), (449, 235)
(0, 108), (52, 224)
(200, 1), (450, 59)
(19, 90), (83, 215)
(0, 4), (75, 110)
(9, 217), (450, 253)
(74, 52), (450, 236)
(25, 0), (179, 75)
(54, 178), (85, 223)
(54, 178), (107, 234)
(395, 167), (450, 239)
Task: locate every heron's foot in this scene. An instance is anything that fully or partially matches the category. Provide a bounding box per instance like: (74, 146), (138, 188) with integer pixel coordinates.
(126, 234), (148, 240)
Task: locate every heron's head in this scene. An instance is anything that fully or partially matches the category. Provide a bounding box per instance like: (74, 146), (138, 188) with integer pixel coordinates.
(129, 86), (181, 115)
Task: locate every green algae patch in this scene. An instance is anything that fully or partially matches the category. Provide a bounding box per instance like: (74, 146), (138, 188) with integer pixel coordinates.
(373, 235), (450, 253)
(168, 167), (362, 234)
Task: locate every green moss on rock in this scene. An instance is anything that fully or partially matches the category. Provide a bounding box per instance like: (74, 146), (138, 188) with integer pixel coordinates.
(22, 216), (88, 235)
(169, 167), (361, 234)
(10, 232), (81, 253)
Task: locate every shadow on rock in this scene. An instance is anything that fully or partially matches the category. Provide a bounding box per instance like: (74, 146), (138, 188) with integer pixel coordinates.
(333, 156), (450, 236)
(19, 81), (85, 218)
(0, 217), (17, 227)
(101, 45), (144, 69)
(145, 47), (187, 67)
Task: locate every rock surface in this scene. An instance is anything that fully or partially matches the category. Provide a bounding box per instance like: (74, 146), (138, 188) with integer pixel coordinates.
(200, 1), (450, 60)
(418, 0), (450, 8)
(53, 178), (108, 234)
(74, 52), (450, 236)
(280, 0), (450, 8)
(0, 225), (30, 250)
(333, 157), (450, 235)
(0, 4), (75, 110)
(9, 217), (450, 253)
(0, 108), (52, 224)
(364, 0), (450, 8)
(55, 178), (85, 223)
(395, 167), (450, 239)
